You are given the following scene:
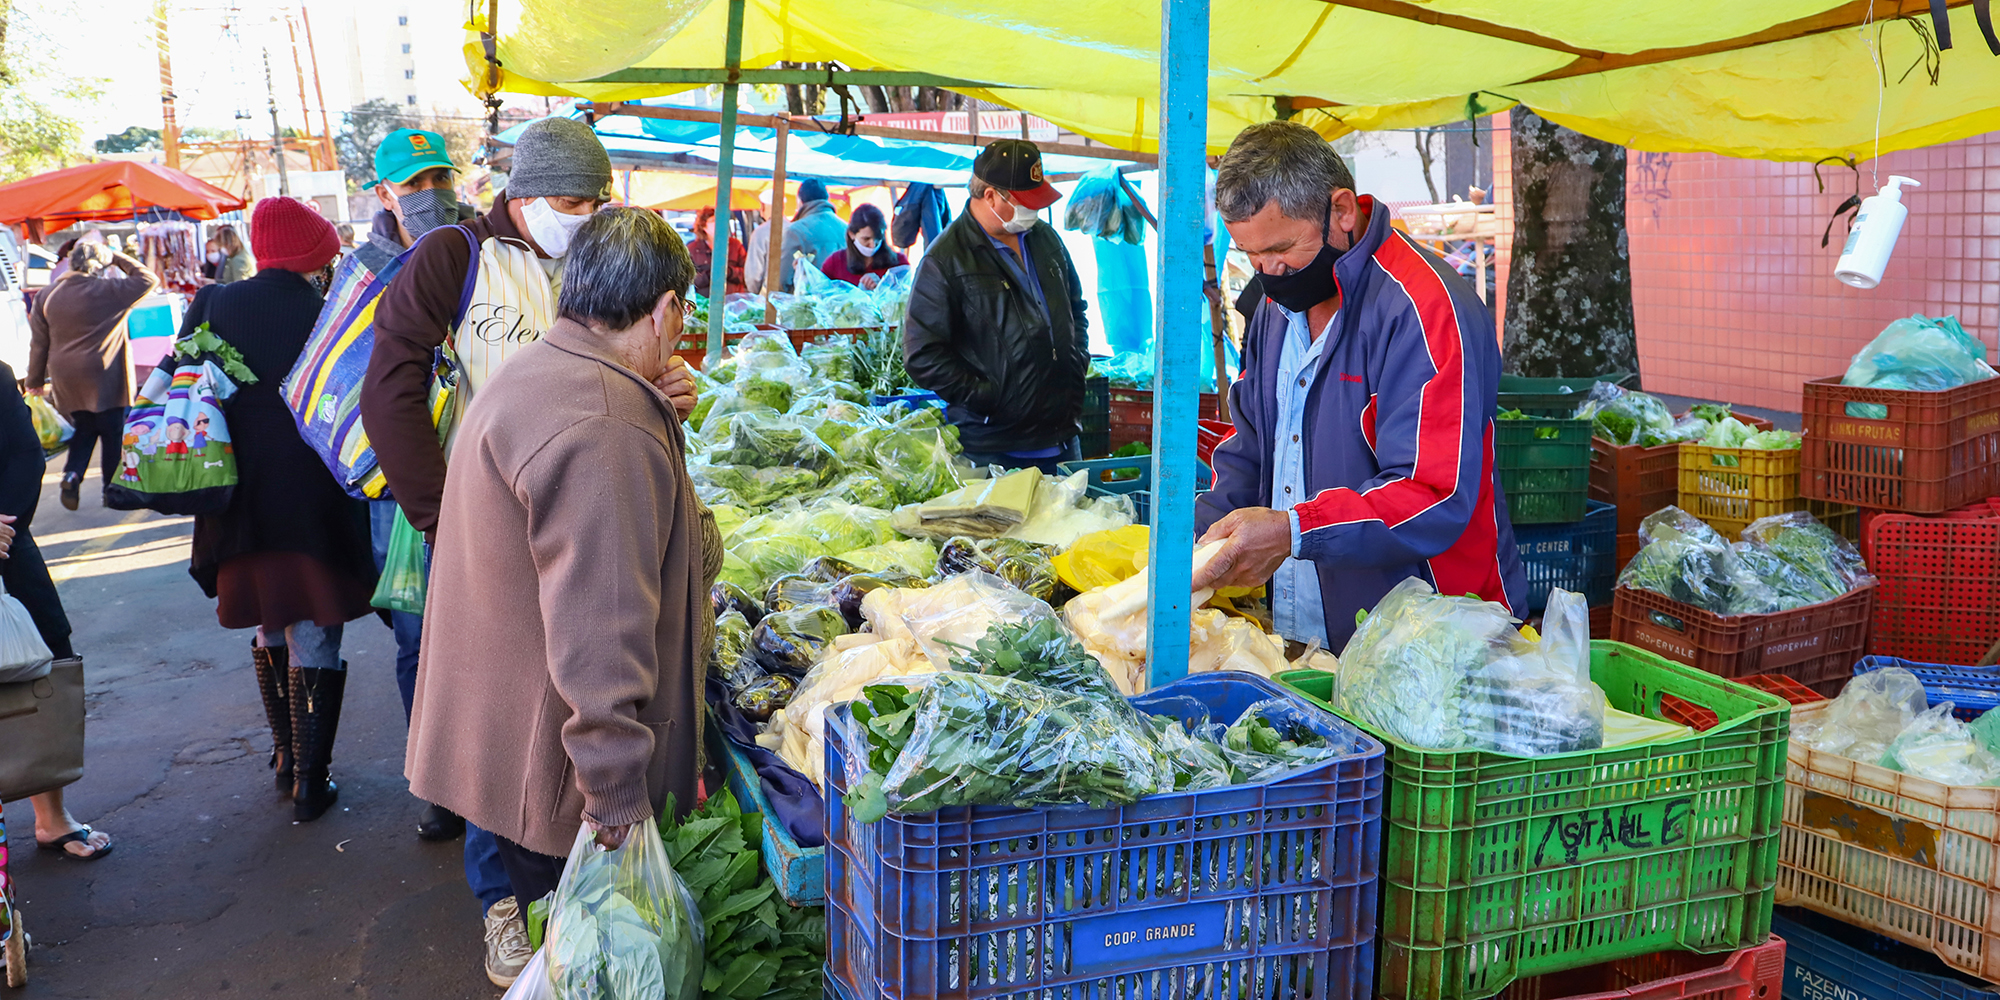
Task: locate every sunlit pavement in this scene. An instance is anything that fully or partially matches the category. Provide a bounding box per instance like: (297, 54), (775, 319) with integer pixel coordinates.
(6, 457), (495, 999)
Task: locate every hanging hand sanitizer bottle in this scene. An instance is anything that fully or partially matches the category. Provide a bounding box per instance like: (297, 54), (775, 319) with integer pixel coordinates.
(1835, 175), (1920, 289)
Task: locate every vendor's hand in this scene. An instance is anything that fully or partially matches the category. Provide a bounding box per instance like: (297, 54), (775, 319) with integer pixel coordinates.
(23, 385), (42, 398)
(588, 821), (632, 850)
(657, 355), (698, 419)
(0, 514), (14, 559)
(860, 272), (881, 290)
(1193, 507), (1295, 590)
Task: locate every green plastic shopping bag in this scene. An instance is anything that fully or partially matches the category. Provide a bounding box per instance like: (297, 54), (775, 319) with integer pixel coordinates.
(370, 507), (428, 614)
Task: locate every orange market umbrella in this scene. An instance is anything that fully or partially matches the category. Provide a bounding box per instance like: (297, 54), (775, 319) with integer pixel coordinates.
(0, 160), (247, 227)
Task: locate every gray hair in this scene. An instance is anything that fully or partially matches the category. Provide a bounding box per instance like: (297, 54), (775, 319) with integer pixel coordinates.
(967, 173), (991, 200)
(558, 208), (694, 331)
(1215, 121), (1355, 224)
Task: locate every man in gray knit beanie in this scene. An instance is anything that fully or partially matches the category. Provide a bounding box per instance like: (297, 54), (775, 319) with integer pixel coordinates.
(504, 117), (614, 259)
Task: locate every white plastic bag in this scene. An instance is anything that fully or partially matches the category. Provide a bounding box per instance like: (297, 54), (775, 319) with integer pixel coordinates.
(543, 820), (704, 1000)
(0, 581), (54, 684)
(502, 949), (554, 1000)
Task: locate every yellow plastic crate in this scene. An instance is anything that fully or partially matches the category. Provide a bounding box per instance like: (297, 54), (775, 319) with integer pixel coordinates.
(1678, 444), (1803, 539)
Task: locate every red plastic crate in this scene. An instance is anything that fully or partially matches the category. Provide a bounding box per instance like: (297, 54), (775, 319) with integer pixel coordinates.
(1590, 603), (1613, 640)
(1591, 439), (1681, 536)
(1800, 375), (2000, 514)
(1494, 936), (1785, 1000)
(1863, 508), (2000, 665)
(1659, 673), (1828, 732)
(1107, 389), (1220, 449)
(1609, 584), (1876, 696)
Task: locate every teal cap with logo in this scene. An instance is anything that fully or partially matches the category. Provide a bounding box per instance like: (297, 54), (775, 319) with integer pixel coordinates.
(363, 128), (456, 189)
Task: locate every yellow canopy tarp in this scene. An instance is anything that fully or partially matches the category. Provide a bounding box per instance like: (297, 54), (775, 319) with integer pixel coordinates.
(466, 0), (2000, 162)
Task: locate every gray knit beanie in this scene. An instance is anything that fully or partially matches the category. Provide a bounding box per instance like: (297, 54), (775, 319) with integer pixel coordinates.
(508, 117), (613, 201)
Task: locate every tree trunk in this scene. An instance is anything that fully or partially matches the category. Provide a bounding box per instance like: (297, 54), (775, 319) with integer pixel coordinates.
(862, 85), (891, 113)
(1502, 107), (1638, 378)
(1413, 128), (1440, 202)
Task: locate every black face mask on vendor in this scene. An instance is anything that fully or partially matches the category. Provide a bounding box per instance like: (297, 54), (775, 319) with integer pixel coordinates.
(1257, 200), (1350, 313)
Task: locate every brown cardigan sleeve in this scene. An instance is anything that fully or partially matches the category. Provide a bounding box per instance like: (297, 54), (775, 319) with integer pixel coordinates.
(25, 286), (52, 390)
(360, 227), (476, 534)
(517, 416), (679, 829)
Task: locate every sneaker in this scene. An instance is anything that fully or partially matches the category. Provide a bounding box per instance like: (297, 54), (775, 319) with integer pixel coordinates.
(482, 896), (533, 988)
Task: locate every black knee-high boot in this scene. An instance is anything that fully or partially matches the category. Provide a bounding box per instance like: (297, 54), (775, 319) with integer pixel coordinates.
(251, 644), (292, 796)
(289, 664), (346, 822)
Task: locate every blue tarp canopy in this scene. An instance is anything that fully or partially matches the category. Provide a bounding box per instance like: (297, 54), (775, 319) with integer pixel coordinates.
(493, 107), (1141, 186)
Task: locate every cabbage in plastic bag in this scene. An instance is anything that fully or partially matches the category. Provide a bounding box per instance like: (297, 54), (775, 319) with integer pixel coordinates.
(1741, 511), (1875, 598)
(729, 531), (829, 588)
(837, 538), (939, 578)
(799, 502), (896, 553)
(1573, 382), (1678, 446)
(543, 822), (703, 1000)
(1334, 578), (1604, 754)
(1842, 314), (1998, 418)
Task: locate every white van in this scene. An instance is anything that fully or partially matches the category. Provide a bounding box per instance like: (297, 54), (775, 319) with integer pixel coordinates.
(0, 230), (32, 374)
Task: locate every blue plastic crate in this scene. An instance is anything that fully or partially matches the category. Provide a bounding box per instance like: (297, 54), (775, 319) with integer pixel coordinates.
(1853, 656), (2000, 718)
(1774, 908), (2000, 1000)
(1057, 457), (1211, 526)
(714, 727), (824, 907)
(1512, 499), (1616, 614)
(823, 671), (1385, 1000)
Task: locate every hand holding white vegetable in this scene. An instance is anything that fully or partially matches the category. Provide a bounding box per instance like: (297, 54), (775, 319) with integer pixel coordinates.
(1193, 507), (1295, 591)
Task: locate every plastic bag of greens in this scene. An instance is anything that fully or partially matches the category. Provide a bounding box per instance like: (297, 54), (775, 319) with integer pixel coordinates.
(800, 340), (857, 382)
(820, 471), (899, 509)
(1882, 703), (2000, 785)
(26, 393), (72, 454)
(1572, 382), (1678, 446)
(734, 329), (797, 357)
(1333, 577), (1520, 750)
(768, 292), (818, 331)
(1062, 165), (1147, 245)
(1731, 543), (1842, 608)
(813, 285), (882, 329)
(867, 425), (964, 503)
(869, 265), (914, 321)
(1335, 578), (1605, 754)
(870, 570), (1056, 667)
(543, 820), (703, 1000)
(1209, 697), (1350, 783)
(370, 506), (429, 614)
(854, 671), (1173, 815)
(1089, 352), (1154, 389)
(1794, 666), (1928, 761)
(710, 417), (840, 482)
(729, 527), (828, 587)
(836, 538), (939, 578)
(800, 502), (896, 553)
(1842, 314), (1998, 418)
(694, 392), (781, 440)
(1618, 506), (1782, 615)
(750, 605), (850, 675)
(1742, 511), (1875, 597)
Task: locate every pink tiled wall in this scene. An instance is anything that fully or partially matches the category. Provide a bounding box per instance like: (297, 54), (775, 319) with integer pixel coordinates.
(1490, 114), (2000, 413)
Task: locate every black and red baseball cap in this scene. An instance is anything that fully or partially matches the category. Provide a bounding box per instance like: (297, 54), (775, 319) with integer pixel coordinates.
(973, 139), (1062, 210)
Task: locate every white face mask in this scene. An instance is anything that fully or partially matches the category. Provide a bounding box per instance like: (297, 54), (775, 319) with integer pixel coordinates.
(998, 196), (1039, 234)
(522, 197), (592, 257)
(853, 239), (881, 256)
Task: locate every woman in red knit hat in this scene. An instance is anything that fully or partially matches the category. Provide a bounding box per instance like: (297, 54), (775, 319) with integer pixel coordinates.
(182, 196), (376, 822)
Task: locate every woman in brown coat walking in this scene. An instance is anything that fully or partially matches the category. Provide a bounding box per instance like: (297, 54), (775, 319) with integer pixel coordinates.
(405, 208), (713, 907)
(25, 243), (159, 511)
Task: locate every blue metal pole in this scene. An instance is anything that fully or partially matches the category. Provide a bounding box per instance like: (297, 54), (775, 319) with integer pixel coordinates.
(1145, 0), (1208, 690)
(706, 0), (746, 365)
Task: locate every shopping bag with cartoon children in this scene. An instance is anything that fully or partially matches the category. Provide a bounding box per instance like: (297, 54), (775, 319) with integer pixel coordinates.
(103, 325), (256, 516)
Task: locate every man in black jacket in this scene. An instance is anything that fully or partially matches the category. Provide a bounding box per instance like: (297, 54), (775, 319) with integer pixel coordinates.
(903, 140), (1089, 473)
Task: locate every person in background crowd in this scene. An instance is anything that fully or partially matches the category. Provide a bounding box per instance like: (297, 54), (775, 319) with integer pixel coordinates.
(689, 203), (746, 298)
(775, 178), (847, 292)
(212, 225), (252, 283)
(405, 207), (711, 927)
(362, 114), (641, 991)
(820, 203), (907, 289)
(1192, 120), (1525, 650)
(184, 197), (376, 826)
(744, 188), (775, 294)
(0, 362), (115, 862)
(25, 243), (159, 511)
(336, 223), (356, 251)
(45, 237), (80, 286)
(336, 126), (479, 845)
(201, 237), (222, 280)
(903, 140), (1088, 474)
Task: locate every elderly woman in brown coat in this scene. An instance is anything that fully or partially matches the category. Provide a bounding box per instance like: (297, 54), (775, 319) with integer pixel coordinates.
(25, 243), (159, 511)
(405, 207), (713, 910)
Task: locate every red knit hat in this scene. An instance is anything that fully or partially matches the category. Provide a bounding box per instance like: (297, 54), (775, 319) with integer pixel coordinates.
(250, 197), (340, 273)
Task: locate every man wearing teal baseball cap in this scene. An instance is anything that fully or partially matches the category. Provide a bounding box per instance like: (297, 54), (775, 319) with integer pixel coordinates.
(353, 128), (466, 276)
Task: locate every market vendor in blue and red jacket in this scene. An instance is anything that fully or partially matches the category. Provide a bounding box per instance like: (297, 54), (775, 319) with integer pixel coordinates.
(1193, 121), (1527, 649)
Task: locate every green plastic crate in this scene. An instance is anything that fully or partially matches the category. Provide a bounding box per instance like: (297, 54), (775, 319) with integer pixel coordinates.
(1277, 641), (1789, 1000)
(1496, 414), (1593, 523)
(1497, 372), (1640, 418)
